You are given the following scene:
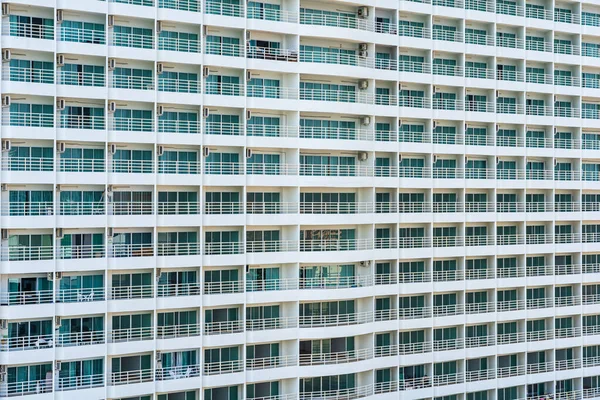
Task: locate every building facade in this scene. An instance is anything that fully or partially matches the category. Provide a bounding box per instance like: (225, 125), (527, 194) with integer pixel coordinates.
(1, 0), (600, 399)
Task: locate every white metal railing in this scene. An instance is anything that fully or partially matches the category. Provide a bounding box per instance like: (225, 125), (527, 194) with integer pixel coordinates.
(203, 359), (243, 375)
(203, 280), (243, 294)
(3, 65), (54, 84)
(0, 334), (53, 351)
(0, 290), (53, 305)
(56, 330), (105, 347)
(246, 278), (298, 292)
(299, 311), (373, 327)
(157, 323), (201, 339)
(110, 369), (153, 385)
(1, 202), (53, 216)
(109, 326), (153, 342)
(155, 364), (200, 381)
(111, 285), (153, 300)
(247, 354), (297, 370)
(57, 373), (104, 391)
(56, 287), (105, 302)
(299, 348), (372, 365)
(246, 316), (298, 331)
(203, 320), (244, 335)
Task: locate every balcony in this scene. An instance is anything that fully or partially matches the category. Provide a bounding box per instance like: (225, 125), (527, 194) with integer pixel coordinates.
(204, 241), (243, 255)
(299, 348), (371, 366)
(0, 290), (53, 306)
(204, 320), (244, 335)
(0, 379), (52, 397)
(155, 364), (201, 381)
(159, 0), (200, 12)
(112, 31), (154, 50)
(157, 323), (201, 339)
(57, 287), (105, 303)
(0, 334), (53, 352)
(247, 354), (297, 370)
(249, 47), (298, 62)
(109, 326), (153, 343)
(203, 359), (243, 375)
(110, 369), (153, 385)
(56, 331), (105, 347)
(57, 374), (104, 391)
(3, 20), (54, 40)
(2, 65), (54, 84)
(246, 316), (297, 331)
(299, 311), (372, 328)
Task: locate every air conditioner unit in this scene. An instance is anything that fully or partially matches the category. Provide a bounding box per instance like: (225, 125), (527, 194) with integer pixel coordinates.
(358, 79), (369, 90)
(496, 156), (500, 164)
(203, 107), (210, 118)
(246, 110), (252, 120)
(56, 184), (61, 192)
(432, 121), (437, 129)
(55, 362), (61, 371)
(496, 124), (500, 132)
(47, 272), (54, 281)
(2, 95), (10, 108)
(156, 20), (162, 33)
(1, 139), (10, 152)
(56, 228), (63, 239)
(357, 6), (368, 18)
(433, 87), (438, 95)
(1, 49), (10, 62)
(464, 123), (468, 131)
(398, 82), (403, 91)
(359, 260), (370, 268)
(107, 227), (114, 237)
(108, 101), (117, 113)
(203, 25), (208, 36)
(56, 9), (63, 23)
(203, 147), (210, 157)
(156, 268), (162, 279)
(2, 4), (9, 16)
(432, 154), (438, 164)
(55, 272), (62, 280)
(496, 90), (500, 98)
(0, 184), (6, 192)
(203, 66), (210, 78)
(107, 185), (113, 193)
(55, 316), (61, 328)
(246, 148), (253, 158)
(157, 145), (164, 156)
(554, 127), (557, 134)
(156, 104), (164, 116)
(108, 58), (116, 71)
(246, 70), (252, 80)
(398, 119), (403, 127)
(108, 15), (114, 27)
(156, 62), (164, 75)
(56, 53), (64, 67)
(246, 31), (251, 41)
(358, 151), (368, 161)
(0, 320), (7, 330)
(110, 144), (117, 154)
(359, 43), (368, 52)
(56, 98), (66, 111)
(156, 352), (162, 362)
(360, 116), (370, 126)
(399, 153), (403, 163)
(554, 158), (558, 166)
(465, 156), (470, 164)
(0, 230), (5, 241)
(57, 142), (66, 153)
(358, 50), (368, 58)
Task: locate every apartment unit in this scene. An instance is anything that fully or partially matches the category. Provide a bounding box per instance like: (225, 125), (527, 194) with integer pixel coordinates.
(2, 0), (600, 399)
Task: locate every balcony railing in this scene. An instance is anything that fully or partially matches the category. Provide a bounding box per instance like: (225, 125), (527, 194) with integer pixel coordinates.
(155, 364), (201, 381)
